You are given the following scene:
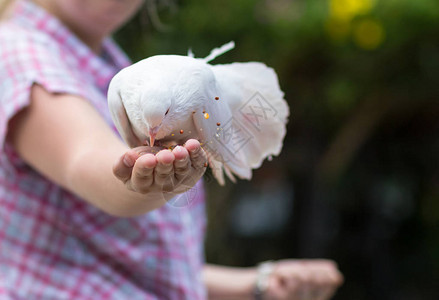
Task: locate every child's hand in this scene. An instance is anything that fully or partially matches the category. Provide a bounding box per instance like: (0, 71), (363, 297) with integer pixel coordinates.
(265, 259), (344, 300)
(112, 139), (207, 198)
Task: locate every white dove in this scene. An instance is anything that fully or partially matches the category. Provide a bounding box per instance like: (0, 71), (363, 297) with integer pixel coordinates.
(108, 42), (289, 185)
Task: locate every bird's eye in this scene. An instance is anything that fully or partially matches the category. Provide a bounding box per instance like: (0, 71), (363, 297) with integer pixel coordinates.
(165, 108), (170, 116)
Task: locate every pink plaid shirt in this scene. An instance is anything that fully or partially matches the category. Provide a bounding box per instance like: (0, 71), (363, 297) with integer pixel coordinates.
(0, 1), (207, 299)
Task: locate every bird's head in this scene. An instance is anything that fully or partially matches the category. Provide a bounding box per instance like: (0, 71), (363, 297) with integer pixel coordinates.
(112, 55), (216, 148)
(140, 87), (172, 147)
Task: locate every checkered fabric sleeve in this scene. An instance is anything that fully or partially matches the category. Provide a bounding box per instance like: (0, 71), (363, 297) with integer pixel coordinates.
(0, 26), (89, 150)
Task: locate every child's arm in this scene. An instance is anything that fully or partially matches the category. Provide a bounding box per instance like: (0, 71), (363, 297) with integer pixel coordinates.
(7, 84), (207, 217)
(203, 265), (257, 299)
(203, 260), (343, 299)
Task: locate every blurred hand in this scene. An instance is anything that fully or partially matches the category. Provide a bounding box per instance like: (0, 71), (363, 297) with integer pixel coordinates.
(113, 139), (207, 197)
(265, 259), (344, 300)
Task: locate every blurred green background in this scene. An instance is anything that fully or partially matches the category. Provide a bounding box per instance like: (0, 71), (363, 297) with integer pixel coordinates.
(115, 0), (439, 299)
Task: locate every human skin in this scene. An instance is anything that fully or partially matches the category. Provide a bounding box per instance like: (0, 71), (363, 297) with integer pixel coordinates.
(6, 1), (344, 298)
(33, 0), (144, 53)
(204, 260), (344, 300)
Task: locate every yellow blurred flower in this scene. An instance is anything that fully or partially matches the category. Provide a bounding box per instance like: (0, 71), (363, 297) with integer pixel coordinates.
(330, 0), (375, 21)
(326, 0), (377, 42)
(353, 19), (385, 50)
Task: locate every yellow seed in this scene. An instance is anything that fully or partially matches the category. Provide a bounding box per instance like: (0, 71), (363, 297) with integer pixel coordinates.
(204, 113), (209, 119)
(171, 133), (174, 136)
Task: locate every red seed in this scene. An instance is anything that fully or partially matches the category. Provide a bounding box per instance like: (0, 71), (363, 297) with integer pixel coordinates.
(204, 162), (208, 167)
(216, 122), (221, 126)
(202, 110), (206, 114)
(215, 97), (219, 100)
(180, 130), (184, 134)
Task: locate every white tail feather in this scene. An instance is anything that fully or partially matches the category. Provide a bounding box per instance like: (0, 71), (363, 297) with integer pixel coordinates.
(203, 41), (235, 63)
(187, 48), (194, 58)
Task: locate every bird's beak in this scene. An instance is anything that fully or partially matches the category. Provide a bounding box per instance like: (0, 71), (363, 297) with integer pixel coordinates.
(149, 126), (159, 147)
(149, 134), (156, 147)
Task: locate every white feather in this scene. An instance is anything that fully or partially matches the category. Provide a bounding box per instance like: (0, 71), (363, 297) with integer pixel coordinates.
(187, 48), (194, 58)
(211, 62), (289, 169)
(203, 41), (235, 63)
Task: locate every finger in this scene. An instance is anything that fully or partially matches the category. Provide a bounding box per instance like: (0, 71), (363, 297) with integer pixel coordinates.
(307, 263), (343, 300)
(315, 261), (344, 287)
(131, 153), (156, 193)
(310, 259), (339, 271)
(299, 260), (342, 283)
(321, 267), (344, 300)
(309, 272), (330, 300)
(274, 269), (302, 299)
(113, 149), (139, 183)
(154, 150), (175, 187)
(267, 275), (290, 300)
(172, 146), (191, 181)
(184, 140), (207, 187)
(276, 264), (314, 300)
(331, 267), (344, 287)
(132, 145), (165, 156)
(185, 139), (207, 170)
(314, 276), (337, 300)
(296, 270), (313, 300)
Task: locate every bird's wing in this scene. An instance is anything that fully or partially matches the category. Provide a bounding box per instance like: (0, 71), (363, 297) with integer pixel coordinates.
(191, 79), (252, 185)
(107, 75), (142, 148)
(211, 62), (289, 170)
